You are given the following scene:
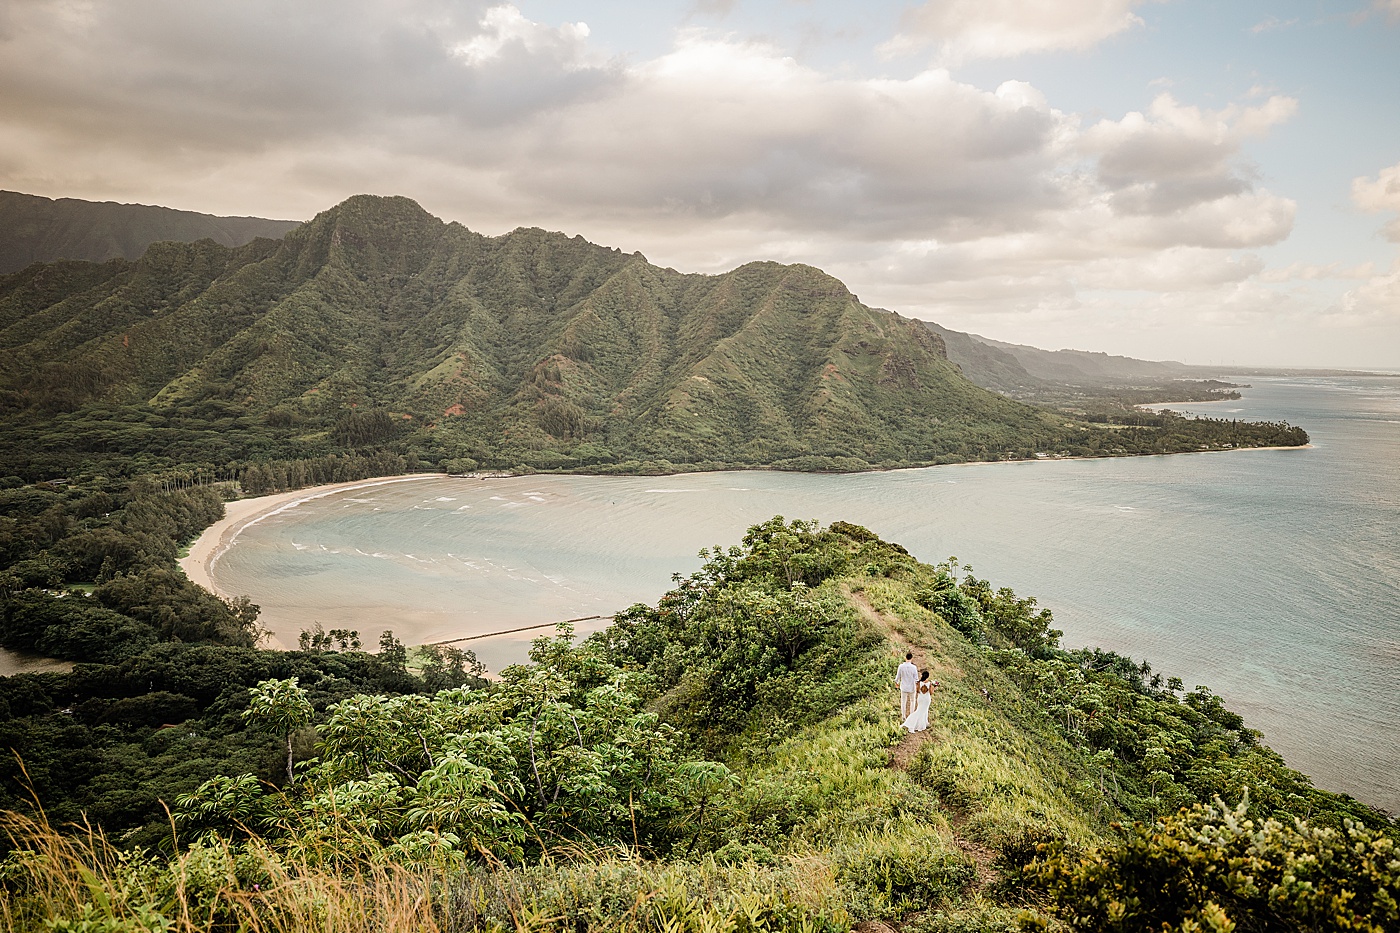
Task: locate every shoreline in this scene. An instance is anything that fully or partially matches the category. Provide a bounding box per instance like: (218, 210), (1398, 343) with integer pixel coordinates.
(180, 441), (1315, 626)
(178, 473), (441, 646)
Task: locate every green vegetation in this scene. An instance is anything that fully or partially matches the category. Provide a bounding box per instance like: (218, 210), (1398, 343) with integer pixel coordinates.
(0, 194), (1352, 930)
(2, 519), (1391, 931)
(0, 479), (255, 656)
(1026, 797), (1397, 932)
(0, 189), (299, 274)
(0, 195), (1304, 489)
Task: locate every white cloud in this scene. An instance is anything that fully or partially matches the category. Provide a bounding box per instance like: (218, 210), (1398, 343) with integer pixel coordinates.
(1353, 163), (1400, 212)
(1260, 261), (1376, 283)
(1352, 160), (1400, 242)
(1331, 156), (1400, 329)
(881, 0), (1153, 64)
(1249, 16), (1298, 34)
(1328, 261), (1400, 325)
(1076, 94), (1297, 249)
(452, 5), (593, 68)
(0, 2), (1330, 362)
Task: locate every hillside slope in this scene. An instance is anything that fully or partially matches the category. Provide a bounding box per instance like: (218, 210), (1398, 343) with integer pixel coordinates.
(923, 321), (1189, 392)
(0, 194), (1079, 476)
(0, 190), (300, 274)
(4, 518), (1390, 932)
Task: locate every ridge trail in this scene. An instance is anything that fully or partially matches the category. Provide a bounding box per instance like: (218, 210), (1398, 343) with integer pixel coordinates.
(843, 586), (1001, 898)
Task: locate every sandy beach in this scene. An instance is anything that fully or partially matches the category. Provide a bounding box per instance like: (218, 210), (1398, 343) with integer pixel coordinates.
(178, 473), (441, 645)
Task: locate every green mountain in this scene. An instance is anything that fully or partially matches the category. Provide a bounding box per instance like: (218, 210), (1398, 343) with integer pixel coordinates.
(922, 321), (1188, 393)
(0, 190), (300, 274)
(0, 194), (1130, 478)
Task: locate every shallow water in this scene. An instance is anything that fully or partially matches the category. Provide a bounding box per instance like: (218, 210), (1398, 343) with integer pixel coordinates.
(214, 375), (1400, 811)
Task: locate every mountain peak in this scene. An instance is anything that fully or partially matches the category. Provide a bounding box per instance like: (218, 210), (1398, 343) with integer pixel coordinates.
(288, 194), (447, 275)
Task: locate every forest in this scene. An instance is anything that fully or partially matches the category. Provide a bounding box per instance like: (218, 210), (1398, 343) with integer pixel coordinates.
(1, 517), (1394, 932)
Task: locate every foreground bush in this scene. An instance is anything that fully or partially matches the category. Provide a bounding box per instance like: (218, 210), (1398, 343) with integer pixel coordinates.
(1024, 795), (1400, 932)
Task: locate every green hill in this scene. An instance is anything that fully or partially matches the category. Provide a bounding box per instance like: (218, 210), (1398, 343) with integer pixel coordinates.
(922, 321), (1189, 391)
(0, 195), (1304, 484)
(0, 190), (300, 274)
(2, 518), (1393, 932)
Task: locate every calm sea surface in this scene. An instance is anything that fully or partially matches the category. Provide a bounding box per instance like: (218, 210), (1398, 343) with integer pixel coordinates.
(213, 376), (1400, 811)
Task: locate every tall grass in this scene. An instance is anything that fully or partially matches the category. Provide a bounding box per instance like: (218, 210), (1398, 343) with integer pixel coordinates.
(1, 810), (442, 933)
(0, 810), (851, 933)
(855, 577), (1102, 851)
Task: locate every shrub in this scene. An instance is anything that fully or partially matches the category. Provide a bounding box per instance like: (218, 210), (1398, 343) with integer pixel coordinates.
(833, 831), (975, 917)
(1024, 795), (1400, 932)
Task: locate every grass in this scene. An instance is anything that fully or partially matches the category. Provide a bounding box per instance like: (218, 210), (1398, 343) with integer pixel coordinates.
(853, 577), (1102, 850)
(1, 569), (1108, 933)
(0, 809), (853, 933)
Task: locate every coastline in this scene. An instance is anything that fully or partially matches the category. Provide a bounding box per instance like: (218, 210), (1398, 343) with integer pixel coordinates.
(181, 442), (1314, 613)
(178, 473), (440, 646)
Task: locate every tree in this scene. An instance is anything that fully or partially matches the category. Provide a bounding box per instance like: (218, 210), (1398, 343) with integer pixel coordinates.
(221, 594), (261, 639)
(421, 644), (486, 691)
(243, 677), (313, 786)
(378, 629), (407, 671)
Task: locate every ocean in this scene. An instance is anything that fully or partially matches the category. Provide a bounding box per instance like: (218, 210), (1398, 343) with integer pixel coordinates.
(211, 374), (1400, 812)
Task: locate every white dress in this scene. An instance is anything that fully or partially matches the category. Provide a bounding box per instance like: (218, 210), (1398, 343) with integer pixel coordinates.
(902, 684), (932, 732)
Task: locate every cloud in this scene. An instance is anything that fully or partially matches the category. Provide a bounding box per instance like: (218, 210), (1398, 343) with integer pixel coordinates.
(1249, 16), (1298, 34)
(1259, 261), (1375, 283)
(1328, 261), (1400, 325)
(452, 5), (595, 68)
(0, 0), (618, 153)
(0, 2), (1313, 360)
(1352, 160), (1400, 241)
(501, 45), (1073, 242)
(1080, 94), (1296, 238)
(881, 0), (1152, 64)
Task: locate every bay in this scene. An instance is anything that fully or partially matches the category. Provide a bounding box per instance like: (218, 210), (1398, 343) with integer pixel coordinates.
(213, 375), (1400, 812)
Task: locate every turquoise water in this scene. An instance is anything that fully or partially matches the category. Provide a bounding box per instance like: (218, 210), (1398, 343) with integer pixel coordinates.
(214, 376), (1400, 811)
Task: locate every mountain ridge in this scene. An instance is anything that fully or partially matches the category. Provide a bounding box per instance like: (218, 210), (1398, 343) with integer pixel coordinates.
(921, 320), (1190, 393)
(0, 189), (301, 274)
(0, 194), (1089, 476)
(0, 194), (1307, 484)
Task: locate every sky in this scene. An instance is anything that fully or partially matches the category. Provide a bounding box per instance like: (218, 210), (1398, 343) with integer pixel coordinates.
(1, 1), (1398, 368)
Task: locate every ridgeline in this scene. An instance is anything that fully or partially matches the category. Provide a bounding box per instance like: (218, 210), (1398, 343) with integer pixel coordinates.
(0, 194), (1304, 487)
(0, 519), (1393, 931)
(0, 190), (300, 275)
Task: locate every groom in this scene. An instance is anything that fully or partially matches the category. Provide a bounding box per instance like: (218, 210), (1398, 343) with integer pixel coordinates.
(895, 651), (919, 719)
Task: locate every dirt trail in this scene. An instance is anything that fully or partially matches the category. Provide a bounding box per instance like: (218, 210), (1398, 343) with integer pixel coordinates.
(845, 588), (947, 769)
(844, 587), (1001, 892)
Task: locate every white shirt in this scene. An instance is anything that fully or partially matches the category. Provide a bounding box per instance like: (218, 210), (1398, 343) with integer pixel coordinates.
(896, 660), (919, 692)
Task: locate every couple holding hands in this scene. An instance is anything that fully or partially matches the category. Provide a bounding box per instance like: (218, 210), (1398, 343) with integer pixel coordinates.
(896, 652), (938, 733)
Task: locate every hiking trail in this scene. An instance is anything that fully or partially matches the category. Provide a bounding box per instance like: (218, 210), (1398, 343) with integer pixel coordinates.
(845, 587), (1001, 895)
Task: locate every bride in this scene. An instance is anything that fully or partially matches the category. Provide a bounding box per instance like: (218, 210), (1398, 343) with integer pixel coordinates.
(901, 670), (938, 733)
